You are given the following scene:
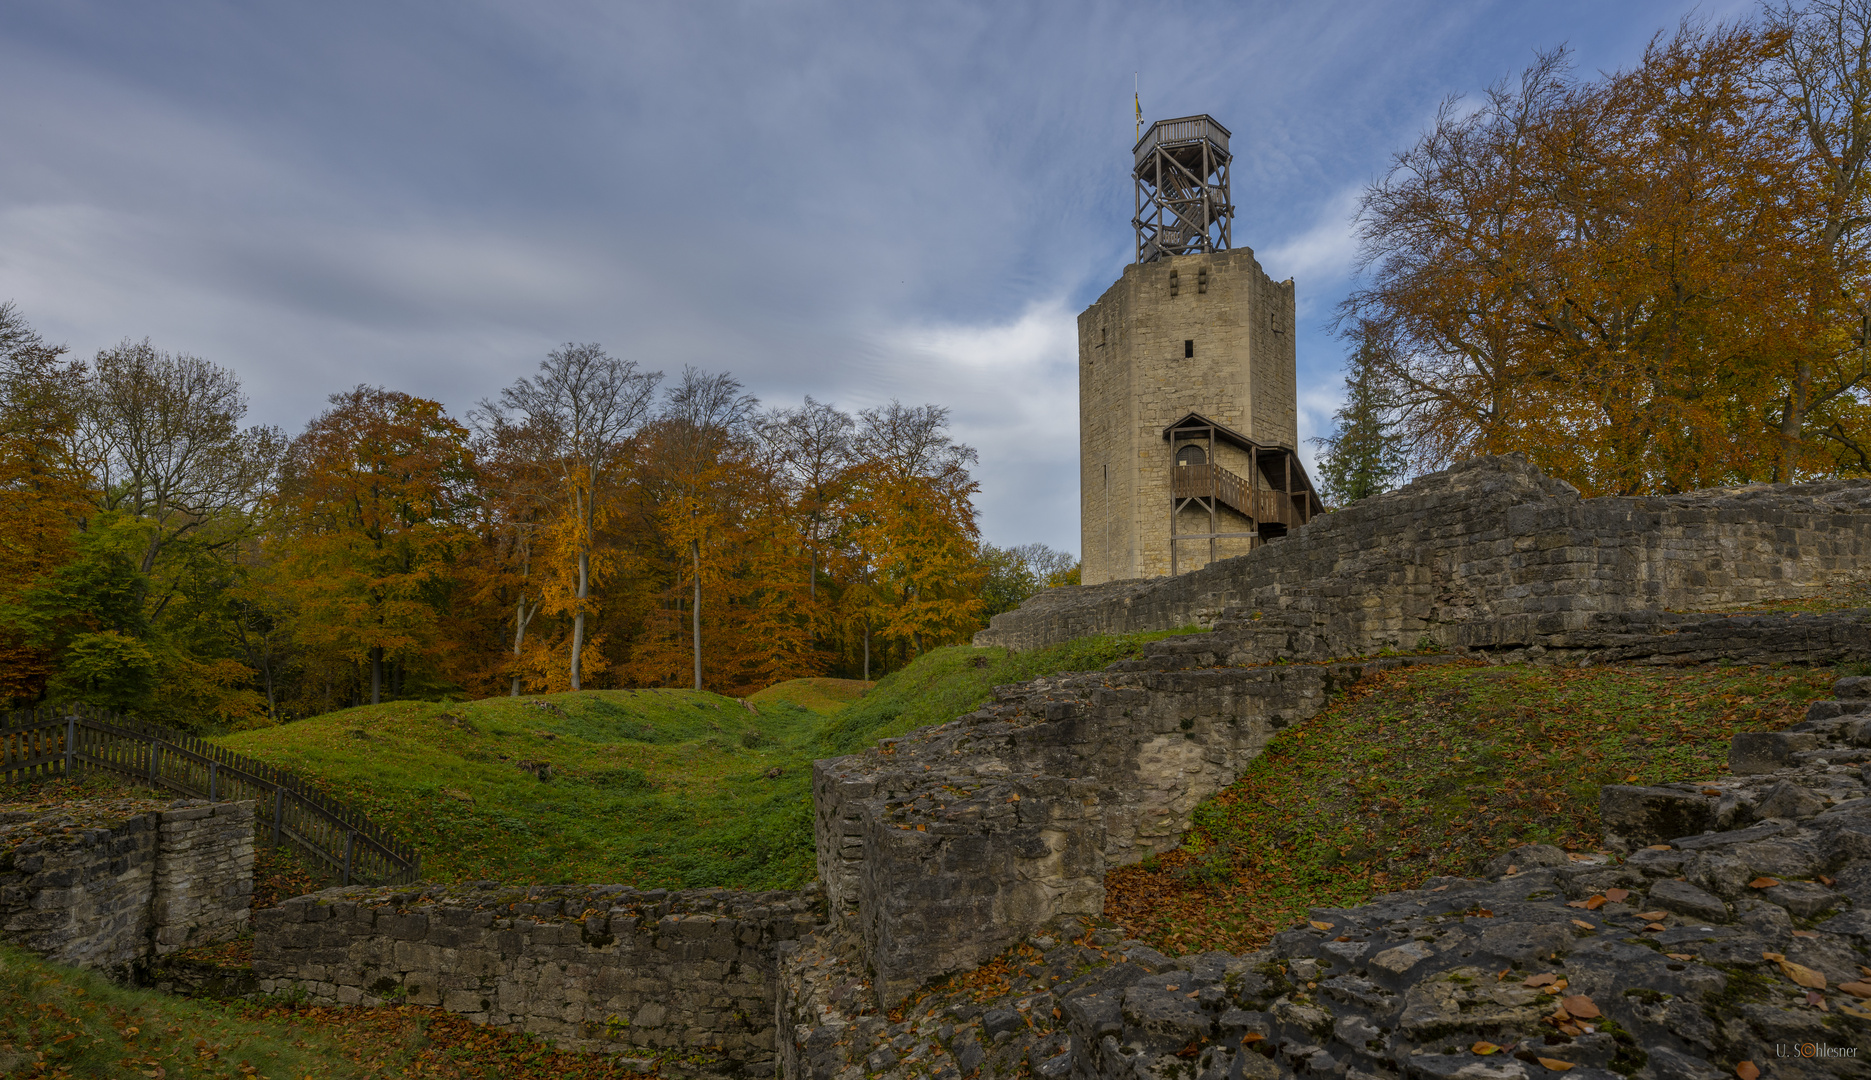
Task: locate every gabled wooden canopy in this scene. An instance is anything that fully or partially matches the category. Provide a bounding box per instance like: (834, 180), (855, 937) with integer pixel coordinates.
(1162, 412), (1325, 517)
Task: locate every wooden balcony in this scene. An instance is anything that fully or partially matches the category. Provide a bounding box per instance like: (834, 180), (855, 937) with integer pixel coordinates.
(1172, 462), (1303, 529)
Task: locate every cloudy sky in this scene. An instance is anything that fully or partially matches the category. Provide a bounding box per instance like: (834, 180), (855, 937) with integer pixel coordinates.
(0, 0), (1742, 551)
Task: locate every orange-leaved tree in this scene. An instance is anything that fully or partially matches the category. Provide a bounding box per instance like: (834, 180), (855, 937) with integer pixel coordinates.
(479, 344), (659, 691)
(1343, 19), (1870, 492)
(839, 401), (983, 674)
(0, 303), (92, 705)
(273, 387), (477, 705)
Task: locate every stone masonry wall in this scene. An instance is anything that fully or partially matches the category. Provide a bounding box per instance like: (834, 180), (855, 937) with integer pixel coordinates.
(0, 798), (254, 977)
(824, 606), (1871, 1010)
(812, 656), (1456, 1008)
(989, 455), (1871, 653)
(152, 799), (255, 954)
(250, 882), (824, 1077)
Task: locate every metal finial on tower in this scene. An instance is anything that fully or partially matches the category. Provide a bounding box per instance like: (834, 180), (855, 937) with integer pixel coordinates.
(1132, 115), (1232, 263)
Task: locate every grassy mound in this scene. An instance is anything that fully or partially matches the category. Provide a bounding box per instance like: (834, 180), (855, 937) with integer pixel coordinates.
(1105, 660), (1840, 957)
(750, 677), (873, 715)
(210, 628), (1201, 890)
(216, 689), (822, 889)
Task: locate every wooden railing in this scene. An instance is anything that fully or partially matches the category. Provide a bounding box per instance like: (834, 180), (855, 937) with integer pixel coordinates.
(0, 705), (419, 887)
(1172, 463), (1303, 528)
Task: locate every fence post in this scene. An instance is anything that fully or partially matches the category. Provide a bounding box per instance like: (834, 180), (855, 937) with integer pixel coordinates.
(149, 741), (159, 785)
(272, 786), (284, 846)
(343, 831), (356, 886)
(63, 714), (76, 779)
(209, 761), (218, 802)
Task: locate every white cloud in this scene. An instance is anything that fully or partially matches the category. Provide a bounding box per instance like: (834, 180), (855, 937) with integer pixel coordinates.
(1262, 184), (1365, 297)
(869, 299), (1081, 553)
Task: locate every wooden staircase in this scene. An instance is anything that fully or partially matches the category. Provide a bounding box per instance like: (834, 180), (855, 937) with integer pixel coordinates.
(1171, 462), (1304, 529)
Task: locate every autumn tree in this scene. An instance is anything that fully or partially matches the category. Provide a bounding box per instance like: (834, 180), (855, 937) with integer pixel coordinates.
(978, 542), (1078, 619)
(75, 340), (284, 587)
(1764, 0), (1871, 476)
(759, 396), (855, 602)
(275, 387), (475, 705)
(1342, 21), (1869, 493)
(468, 415), (560, 695)
(480, 344), (659, 690)
(0, 303), (94, 704)
(841, 402), (984, 673)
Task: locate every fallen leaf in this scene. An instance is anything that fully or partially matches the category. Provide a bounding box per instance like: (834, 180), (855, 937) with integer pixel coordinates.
(1645, 923), (1667, 931)
(1666, 953), (1695, 961)
(1779, 960), (1828, 989)
(1537, 1058), (1575, 1072)
(1838, 981), (1871, 998)
(1736, 1062), (1760, 1080)
(1523, 973), (1559, 988)
(1702, 788), (1722, 796)
(1748, 877), (1780, 889)
(1792, 930), (1817, 938)
(1570, 919), (1596, 930)
(1634, 911), (1668, 921)
(1809, 990), (1828, 1011)
(1240, 1033), (1264, 1045)
(1603, 888), (1630, 902)
(1820, 875), (1836, 886)
(1308, 921), (1334, 932)
(1762, 951), (1786, 962)
(1562, 995), (1601, 1019)
(1333, 935), (1350, 942)
(1644, 844), (1672, 851)
(1473, 1042), (1501, 1055)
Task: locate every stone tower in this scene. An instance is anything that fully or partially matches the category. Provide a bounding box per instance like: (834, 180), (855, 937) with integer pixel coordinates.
(1079, 115), (1319, 586)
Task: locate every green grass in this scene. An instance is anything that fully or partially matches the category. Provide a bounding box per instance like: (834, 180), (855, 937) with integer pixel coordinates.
(1108, 661), (1841, 956)
(818, 628), (1205, 756)
(211, 628), (1201, 891)
(0, 942), (384, 1079)
(750, 677), (874, 716)
(216, 688), (824, 890)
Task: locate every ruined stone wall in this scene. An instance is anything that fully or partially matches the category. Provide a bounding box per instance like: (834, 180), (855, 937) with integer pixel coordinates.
(0, 799), (254, 976)
(152, 800), (255, 954)
(990, 455), (1871, 653)
(250, 883), (824, 1077)
(812, 656), (1455, 1008)
(824, 607), (1871, 1009)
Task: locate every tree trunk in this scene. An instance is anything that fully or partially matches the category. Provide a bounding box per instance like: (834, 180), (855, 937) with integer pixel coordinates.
(571, 547), (589, 691)
(511, 593), (531, 697)
(863, 620), (870, 683)
(370, 646), (382, 706)
(692, 537), (703, 692)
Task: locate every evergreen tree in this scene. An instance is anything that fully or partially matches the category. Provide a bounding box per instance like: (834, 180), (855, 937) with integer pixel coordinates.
(1314, 326), (1407, 506)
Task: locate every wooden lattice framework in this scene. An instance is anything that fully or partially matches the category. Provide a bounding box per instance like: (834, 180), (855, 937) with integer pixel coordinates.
(1133, 115), (1233, 263)
(1165, 413), (1321, 575)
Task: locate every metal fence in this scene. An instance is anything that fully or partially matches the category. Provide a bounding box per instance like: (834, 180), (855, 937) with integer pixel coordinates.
(0, 704), (419, 886)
